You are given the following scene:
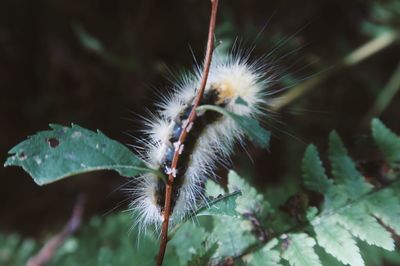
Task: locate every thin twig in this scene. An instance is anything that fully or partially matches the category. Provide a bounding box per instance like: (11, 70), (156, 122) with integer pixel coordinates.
(26, 195), (86, 266)
(156, 1), (219, 265)
(270, 31), (399, 111)
(364, 61), (400, 122)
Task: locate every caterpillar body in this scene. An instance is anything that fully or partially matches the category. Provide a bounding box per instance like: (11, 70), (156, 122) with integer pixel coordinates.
(131, 52), (269, 232)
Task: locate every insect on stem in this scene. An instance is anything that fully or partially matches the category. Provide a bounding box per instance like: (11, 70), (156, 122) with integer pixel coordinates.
(156, 0), (219, 265)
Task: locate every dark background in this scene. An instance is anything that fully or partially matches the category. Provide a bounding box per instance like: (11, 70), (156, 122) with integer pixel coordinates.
(1, 0), (399, 237)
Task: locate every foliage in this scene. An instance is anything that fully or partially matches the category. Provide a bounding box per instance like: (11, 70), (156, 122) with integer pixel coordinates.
(2, 0), (400, 265)
(2, 119), (400, 265)
(4, 124), (156, 185)
(0, 106), (400, 266)
(5, 105), (270, 184)
(372, 118), (400, 168)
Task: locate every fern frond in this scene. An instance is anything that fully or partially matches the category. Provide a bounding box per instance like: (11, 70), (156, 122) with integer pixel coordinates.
(211, 171), (267, 259)
(281, 233), (322, 266)
(212, 216), (258, 259)
(227, 170), (267, 214)
(243, 238), (282, 266)
(312, 218), (364, 266)
(168, 222), (209, 265)
(2, 120), (400, 266)
(372, 118), (400, 168)
(328, 131), (372, 198)
(366, 186), (400, 235)
(0, 234), (38, 266)
(242, 122), (400, 266)
(187, 242), (219, 266)
(332, 203), (394, 250)
(302, 145), (333, 194)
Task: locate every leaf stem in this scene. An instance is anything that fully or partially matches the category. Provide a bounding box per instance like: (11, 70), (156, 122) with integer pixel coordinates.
(156, 1), (219, 265)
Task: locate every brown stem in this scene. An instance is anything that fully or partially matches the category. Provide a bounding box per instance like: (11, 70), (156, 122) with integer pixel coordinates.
(26, 194), (86, 266)
(156, 1), (219, 265)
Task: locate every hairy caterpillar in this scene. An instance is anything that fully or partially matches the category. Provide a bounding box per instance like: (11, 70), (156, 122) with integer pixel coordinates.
(130, 51), (270, 233)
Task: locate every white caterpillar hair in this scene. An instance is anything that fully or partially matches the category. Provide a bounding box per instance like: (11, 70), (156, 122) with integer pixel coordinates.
(129, 49), (271, 234)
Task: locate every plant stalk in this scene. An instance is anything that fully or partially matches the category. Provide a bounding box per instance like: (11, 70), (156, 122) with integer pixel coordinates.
(156, 1), (219, 265)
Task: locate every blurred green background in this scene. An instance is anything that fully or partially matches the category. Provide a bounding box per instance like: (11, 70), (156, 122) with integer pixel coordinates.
(1, 0), (399, 242)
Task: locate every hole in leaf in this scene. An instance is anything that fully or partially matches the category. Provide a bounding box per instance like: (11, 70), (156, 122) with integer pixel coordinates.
(47, 138), (60, 148)
(18, 152), (27, 160)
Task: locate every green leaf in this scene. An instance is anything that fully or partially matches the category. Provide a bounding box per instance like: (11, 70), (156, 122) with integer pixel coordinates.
(196, 105), (271, 148)
(0, 214), (182, 266)
(227, 170), (267, 214)
(371, 118), (400, 167)
(302, 144), (333, 194)
(328, 131), (372, 198)
(187, 242), (219, 266)
(323, 184), (349, 210)
(313, 218), (364, 266)
(0, 234), (38, 266)
(212, 216), (258, 259)
(196, 190), (242, 218)
(169, 222), (209, 265)
(199, 179), (242, 217)
(243, 238), (282, 266)
(169, 189), (241, 238)
(281, 233), (322, 266)
(332, 203), (394, 251)
(366, 187), (400, 235)
(306, 207), (319, 221)
(205, 178), (225, 197)
(84, 215), (161, 266)
(4, 124), (155, 185)
(65, 214), (180, 266)
(211, 171), (269, 260)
